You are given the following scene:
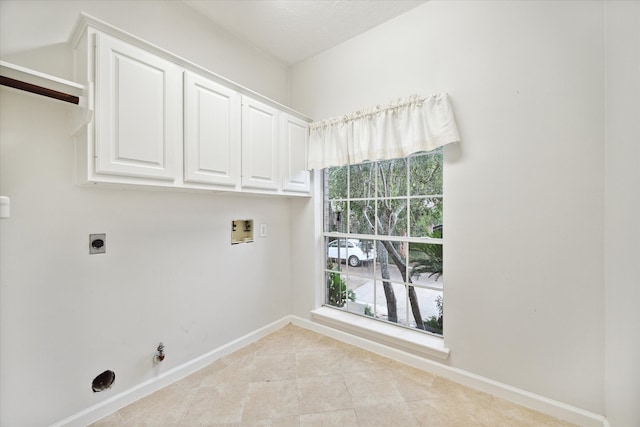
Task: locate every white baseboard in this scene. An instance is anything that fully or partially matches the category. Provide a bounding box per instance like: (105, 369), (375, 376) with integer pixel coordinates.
(290, 315), (607, 427)
(50, 316), (291, 427)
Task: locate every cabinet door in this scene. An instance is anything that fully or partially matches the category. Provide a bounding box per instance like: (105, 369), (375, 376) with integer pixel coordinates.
(184, 72), (240, 187)
(241, 96), (279, 190)
(281, 113), (310, 193)
(95, 33), (182, 181)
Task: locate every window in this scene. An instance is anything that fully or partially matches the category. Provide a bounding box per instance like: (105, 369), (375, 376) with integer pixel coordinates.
(324, 149), (444, 335)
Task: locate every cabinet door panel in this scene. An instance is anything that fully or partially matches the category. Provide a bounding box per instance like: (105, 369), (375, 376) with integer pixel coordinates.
(281, 114), (310, 193)
(184, 72), (240, 187)
(241, 97), (279, 190)
(95, 33), (181, 180)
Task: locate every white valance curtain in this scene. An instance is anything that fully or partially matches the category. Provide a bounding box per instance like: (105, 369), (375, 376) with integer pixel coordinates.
(308, 93), (460, 170)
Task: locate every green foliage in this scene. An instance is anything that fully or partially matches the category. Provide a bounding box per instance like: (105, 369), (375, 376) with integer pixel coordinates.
(409, 230), (443, 281)
(409, 151), (443, 196)
(424, 295), (443, 335)
(327, 263), (355, 308)
(364, 304), (374, 317)
(409, 197), (442, 237)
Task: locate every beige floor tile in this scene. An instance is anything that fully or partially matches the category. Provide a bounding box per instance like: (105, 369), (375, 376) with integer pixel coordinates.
(343, 369), (404, 407)
(179, 359), (228, 389)
(241, 379), (300, 422)
(299, 409), (359, 427)
(483, 396), (578, 427)
(199, 357), (257, 387)
(296, 375), (353, 414)
(179, 383), (249, 426)
(225, 341), (261, 363)
(408, 398), (483, 427)
(252, 352), (297, 382)
(241, 415), (300, 426)
(388, 362), (437, 401)
(293, 331), (345, 354)
(428, 376), (493, 408)
(295, 347), (352, 378)
(89, 411), (126, 426)
(125, 386), (198, 426)
(295, 344), (383, 377)
(354, 402), (419, 427)
(117, 380), (196, 423)
(254, 329), (297, 355)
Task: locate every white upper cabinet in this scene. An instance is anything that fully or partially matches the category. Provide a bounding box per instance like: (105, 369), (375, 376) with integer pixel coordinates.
(184, 71), (241, 188)
(241, 96), (280, 191)
(94, 33), (182, 181)
(71, 15), (310, 196)
(281, 113), (310, 193)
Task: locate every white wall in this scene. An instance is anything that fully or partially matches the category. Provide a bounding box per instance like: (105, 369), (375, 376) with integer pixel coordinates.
(0, 2), (293, 426)
(604, 2), (640, 427)
(291, 0), (606, 415)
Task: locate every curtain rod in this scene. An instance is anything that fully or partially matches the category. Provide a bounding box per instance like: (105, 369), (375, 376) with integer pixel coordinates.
(0, 75), (80, 105)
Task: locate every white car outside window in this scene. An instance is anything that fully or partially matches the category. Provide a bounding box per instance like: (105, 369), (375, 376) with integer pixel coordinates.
(327, 239), (375, 267)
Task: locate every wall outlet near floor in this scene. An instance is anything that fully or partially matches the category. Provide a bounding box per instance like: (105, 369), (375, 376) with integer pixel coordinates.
(90, 234), (106, 254)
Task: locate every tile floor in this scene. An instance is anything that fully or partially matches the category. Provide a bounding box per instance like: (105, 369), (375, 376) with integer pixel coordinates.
(91, 324), (576, 426)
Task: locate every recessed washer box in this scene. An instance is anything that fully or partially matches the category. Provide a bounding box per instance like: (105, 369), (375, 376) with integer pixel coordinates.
(231, 220), (253, 244)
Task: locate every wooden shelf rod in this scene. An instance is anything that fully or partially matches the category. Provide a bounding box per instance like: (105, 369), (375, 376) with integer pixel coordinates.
(0, 75), (80, 105)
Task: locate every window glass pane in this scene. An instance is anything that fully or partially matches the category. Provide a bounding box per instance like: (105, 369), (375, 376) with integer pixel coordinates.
(327, 201), (347, 233)
(408, 242), (443, 284)
(372, 240), (408, 281)
(348, 201), (374, 235)
(413, 288), (443, 335)
(409, 197), (443, 238)
(376, 199), (407, 237)
(326, 237), (345, 270)
(327, 166), (348, 199)
(372, 280), (408, 326)
(328, 238), (348, 266)
(349, 162), (375, 199)
(325, 271), (352, 308)
(337, 238), (376, 271)
(409, 152), (442, 196)
(376, 158), (407, 197)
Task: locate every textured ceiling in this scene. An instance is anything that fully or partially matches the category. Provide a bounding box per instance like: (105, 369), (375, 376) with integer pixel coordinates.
(183, 0), (427, 65)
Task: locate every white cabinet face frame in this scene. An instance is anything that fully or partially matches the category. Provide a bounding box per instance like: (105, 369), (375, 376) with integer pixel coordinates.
(281, 113), (310, 193)
(241, 96), (280, 190)
(95, 33), (182, 181)
(184, 71), (241, 187)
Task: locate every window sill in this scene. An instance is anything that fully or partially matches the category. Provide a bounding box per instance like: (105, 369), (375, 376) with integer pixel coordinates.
(310, 306), (450, 360)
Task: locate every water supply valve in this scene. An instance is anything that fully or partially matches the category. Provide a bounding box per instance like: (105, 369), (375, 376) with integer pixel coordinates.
(154, 342), (165, 363)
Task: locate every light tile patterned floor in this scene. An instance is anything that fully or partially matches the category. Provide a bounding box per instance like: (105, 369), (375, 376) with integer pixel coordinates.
(91, 324), (576, 426)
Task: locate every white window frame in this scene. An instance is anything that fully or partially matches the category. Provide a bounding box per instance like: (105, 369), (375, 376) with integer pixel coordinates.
(320, 151), (446, 349)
